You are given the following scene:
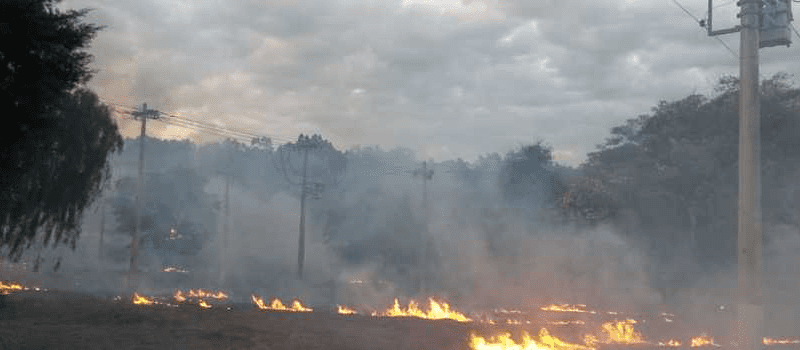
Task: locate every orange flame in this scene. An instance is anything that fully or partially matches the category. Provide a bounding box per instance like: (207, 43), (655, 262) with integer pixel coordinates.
(337, 305), (357, 315)
(690, 334), (718, 347)
(600, 319), (644, 344)
(470, 328), (595, 350)
(132, 293), (155, 305)
(198, 300), (211, 309)
(764, 338), (800, 345)
(0, 281), (26, 294)
(658, 340), (683, 347)
(540, 304), (595, 314)
(548, 320), (586, 326)
(174, 289), (228, 303)
(251, 295), (313, 312)
(377, 298), (471, 322)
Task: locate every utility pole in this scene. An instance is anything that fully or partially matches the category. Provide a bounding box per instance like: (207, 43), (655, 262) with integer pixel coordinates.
(704, 1), (792, 349)
(277, 135), (335, 280)
(736, 1), (763, 349)
(129, 103), (159, 290)
(412, 160), (434, 295)
(98, 199), (106, 260)
(298, 147), (309, 280)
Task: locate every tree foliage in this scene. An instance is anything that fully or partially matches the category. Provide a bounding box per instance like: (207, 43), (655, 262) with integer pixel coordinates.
(585, 73), (800, 266)
(110, 168), (217, 258)
(0, 0), (122, 260)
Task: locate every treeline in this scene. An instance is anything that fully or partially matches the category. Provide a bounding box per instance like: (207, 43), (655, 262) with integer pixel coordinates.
(103, 74), (800, 273)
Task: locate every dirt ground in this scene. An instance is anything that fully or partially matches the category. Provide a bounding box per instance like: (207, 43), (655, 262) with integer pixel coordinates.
(0, 289), (795, 350)
(0, 290), (479, 350)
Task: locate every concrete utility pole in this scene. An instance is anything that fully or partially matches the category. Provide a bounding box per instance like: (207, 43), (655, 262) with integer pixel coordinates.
(705, 1), (792, 349)
(736, 0), (764, 350)
(736, 1), (763, 349)
(412, 160), (434, 295)
(129, 103), (159, 289)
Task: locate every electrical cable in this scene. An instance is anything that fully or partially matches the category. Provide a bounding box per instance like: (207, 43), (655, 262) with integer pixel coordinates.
(670, 0), (740, 60)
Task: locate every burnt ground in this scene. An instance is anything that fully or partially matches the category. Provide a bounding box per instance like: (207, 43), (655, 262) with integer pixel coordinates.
(0, 290), (796, 350)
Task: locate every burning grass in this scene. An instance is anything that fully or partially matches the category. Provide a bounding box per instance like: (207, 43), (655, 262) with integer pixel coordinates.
(337, 305), (358, 315)
(764, 338), (800, 345)
(690, 334), (718, 348)
(469, 328), (595, 350)
(0, 281), (26, 294)
(540, 304), (596, 314)
(372, 298), (471, 322)
(251, 295), (313, 312)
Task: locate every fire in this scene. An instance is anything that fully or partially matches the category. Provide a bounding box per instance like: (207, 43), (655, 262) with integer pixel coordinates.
(162, 266), (188, 273)
(690, 334), (718, 347)
(198, 300), (211, 309)
(764, 338), (800, 345)
(548, 320), (586, 326)
(377, 298), (471, 322)
(132, 292), (155, 305)
(469, 328), (595, 350)
(251, 295), (313, 312)
(540, 304), (595, 314)
(173, 289), (228, 303)
(337, 305), (357, 315)
(600, 319), (644, 344)
(658, 340), (683, 347)
(0, 281), (26, 294)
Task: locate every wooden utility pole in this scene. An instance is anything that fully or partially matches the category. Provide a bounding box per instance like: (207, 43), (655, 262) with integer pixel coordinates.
(98, 199), (106, 260)
(277, 134), (338, 280)
(412, 160), (434, 295)
(297, 147), (309, 280)
(129, 103), (159, 290)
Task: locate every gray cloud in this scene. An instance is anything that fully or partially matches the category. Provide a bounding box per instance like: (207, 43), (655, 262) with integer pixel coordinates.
(61, 0), (800, 165)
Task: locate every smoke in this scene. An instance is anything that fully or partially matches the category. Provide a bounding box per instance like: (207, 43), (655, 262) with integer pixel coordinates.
(30, 136), (796, 336)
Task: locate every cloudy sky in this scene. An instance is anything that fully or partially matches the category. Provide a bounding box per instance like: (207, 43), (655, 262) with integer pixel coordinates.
(59, 0), (800, 166)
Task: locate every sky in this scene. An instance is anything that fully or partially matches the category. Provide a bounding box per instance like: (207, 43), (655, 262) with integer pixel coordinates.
(59, 0), (800, 166)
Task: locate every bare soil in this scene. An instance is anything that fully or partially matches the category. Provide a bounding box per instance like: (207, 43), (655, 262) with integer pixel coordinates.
(0, 290), (793, 350)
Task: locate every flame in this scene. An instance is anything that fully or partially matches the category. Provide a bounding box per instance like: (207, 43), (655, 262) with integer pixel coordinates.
(658, 340), (683, 347)
(600, 319), (644, 344)
(764, 338), (800, 345)
(690, 334), (718, 347)
(495, 309), (524, 315)
(0, 281), (26, 294)
(540, 304), (594, 314)
(548, 320), (586, 326)
(251, 295), (313, 312)
(378, 298), (471, 322)
(337, 305), (357, 315)
(470, 329), (595, 350)
(132, 293), (155, 305)
(174, 289), (228, 302)
(198, 300), (211, 309)
(162, 266), (188, 273)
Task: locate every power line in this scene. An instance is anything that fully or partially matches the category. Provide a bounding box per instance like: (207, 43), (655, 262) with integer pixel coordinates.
(99, 98), (294, 144)
(670, 0), (740, 60)
(154, 117), (255, 144)
(671, 0), (702, 23)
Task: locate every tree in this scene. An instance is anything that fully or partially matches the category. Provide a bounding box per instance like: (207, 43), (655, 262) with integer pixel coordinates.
(586, 73), (800, 268)
(0, 0), (121, 260)
(110, 168), (218, 262)
(499, 141), (566, 209)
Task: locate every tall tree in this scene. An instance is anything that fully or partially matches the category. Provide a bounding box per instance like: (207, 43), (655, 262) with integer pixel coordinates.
(0, 0), (122, 260)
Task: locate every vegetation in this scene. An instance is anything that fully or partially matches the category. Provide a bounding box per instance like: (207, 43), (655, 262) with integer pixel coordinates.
(0, 0), (122, 260)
